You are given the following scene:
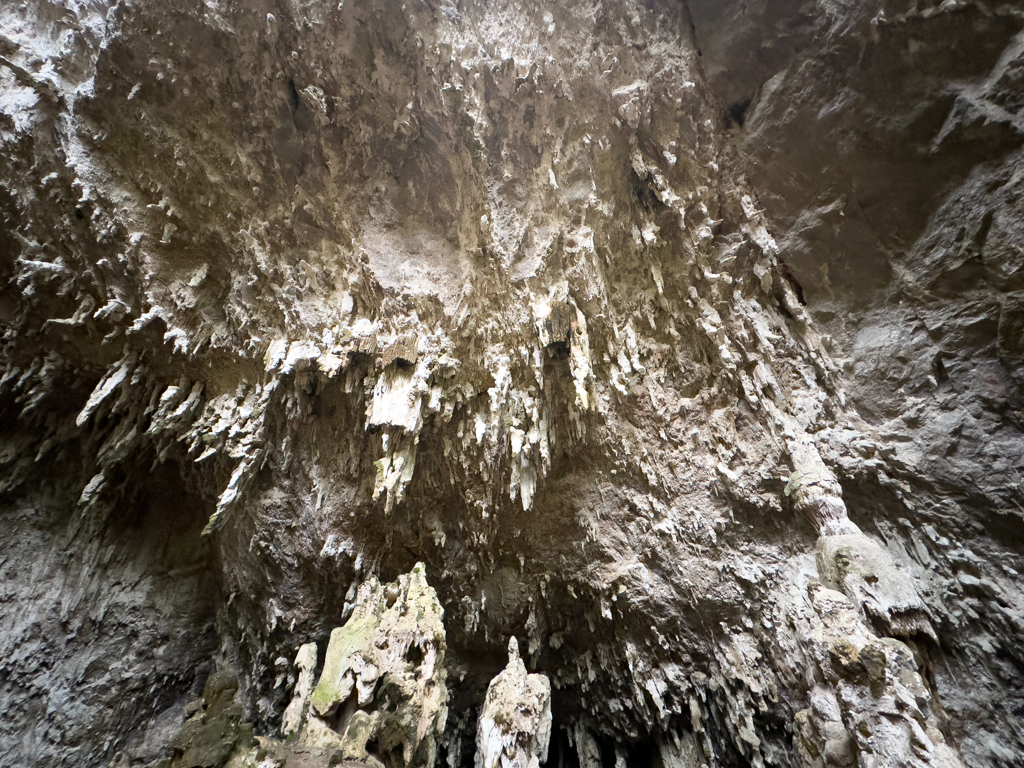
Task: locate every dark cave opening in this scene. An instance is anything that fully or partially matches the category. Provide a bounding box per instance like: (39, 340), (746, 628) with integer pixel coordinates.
(548, 725), (582, 768)
(725, 97), (752, 127)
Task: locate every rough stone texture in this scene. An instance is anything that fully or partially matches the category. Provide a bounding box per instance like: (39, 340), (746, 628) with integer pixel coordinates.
(304, 564), (448, 768)
(166, 565), (449, 768)
(0, 463), (221, 767)
(1, 1), (1023, 768)
(163, 670), (256, 768)
(475, 637), (551, 768)
(280, 642), (317, 742)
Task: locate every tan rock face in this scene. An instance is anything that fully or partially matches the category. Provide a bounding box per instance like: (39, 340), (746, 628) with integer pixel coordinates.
(1, 1), (1023, 767)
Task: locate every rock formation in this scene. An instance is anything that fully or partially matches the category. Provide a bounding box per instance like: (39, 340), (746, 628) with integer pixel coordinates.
(475, 637), (552, 768)
(1, 1), (1022, 767)
(302, 564), (448, 768)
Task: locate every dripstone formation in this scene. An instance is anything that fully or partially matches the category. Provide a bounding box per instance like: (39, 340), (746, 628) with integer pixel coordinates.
(1, 1), (1022, 768)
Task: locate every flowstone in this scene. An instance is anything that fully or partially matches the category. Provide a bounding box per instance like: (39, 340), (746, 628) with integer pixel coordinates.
(281, 642), (318, 741)
(817, 533), (936, 641)
(788, 584), (963, 768)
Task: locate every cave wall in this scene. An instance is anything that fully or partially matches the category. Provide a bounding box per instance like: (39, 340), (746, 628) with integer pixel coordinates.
(1, 1), (1023, 767)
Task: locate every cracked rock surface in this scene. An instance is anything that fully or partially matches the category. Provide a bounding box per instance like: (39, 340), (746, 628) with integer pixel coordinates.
(1, 1), (1023, 767)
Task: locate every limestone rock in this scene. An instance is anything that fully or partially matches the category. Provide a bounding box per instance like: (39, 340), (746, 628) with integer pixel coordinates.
(305, 565), (446, 768)
(281, 642), (318, 740)
(161, 566), (448, 768)
(302, 564), (447, 768)
(786, 583), (964, 768)
(817, 533), (936, 642)
(1, 0), (1023, 766)
(475, 638), (552, 768)
(165, 671), (256, 768)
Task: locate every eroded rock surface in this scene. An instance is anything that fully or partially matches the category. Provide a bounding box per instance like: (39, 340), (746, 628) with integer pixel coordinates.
(475, 637), (551, 768)
(303, 564), (448, 768)
(1, 1), (1023, 767)
(154, 565), (448, 768)
(163, 670), (256, 768)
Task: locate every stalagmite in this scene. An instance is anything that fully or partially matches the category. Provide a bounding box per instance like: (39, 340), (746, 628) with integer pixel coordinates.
(281, 642), (318, 740)
(475, 638), (552, 768)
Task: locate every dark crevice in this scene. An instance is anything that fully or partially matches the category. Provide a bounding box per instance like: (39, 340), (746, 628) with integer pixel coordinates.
(725, 96), (752, 127)
(778, 259), (807, 306)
